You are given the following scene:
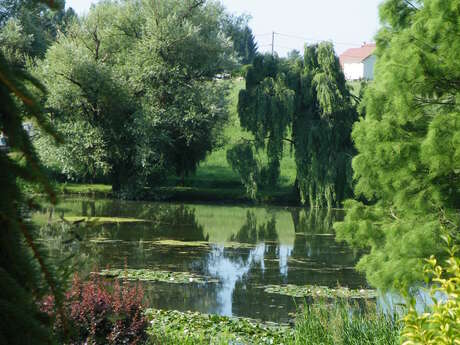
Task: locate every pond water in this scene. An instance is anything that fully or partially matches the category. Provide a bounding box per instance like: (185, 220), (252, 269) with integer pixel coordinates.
(32, 197), (369, 323)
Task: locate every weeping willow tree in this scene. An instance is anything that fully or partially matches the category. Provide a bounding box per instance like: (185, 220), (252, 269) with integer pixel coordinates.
(234, 43), (357, 207)
(236, 54), (294, 188)
(293, 43), (357, 208)
(0, 1), (64, 343)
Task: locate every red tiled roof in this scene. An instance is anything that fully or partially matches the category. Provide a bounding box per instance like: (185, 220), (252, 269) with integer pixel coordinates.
(339, 43), (376, 66)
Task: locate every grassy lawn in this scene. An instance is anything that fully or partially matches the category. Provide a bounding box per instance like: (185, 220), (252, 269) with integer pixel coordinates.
(192, 78), (297, 188)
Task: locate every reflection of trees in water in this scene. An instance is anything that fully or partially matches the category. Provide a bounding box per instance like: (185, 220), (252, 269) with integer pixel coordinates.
(291, 209), (357, 266)
(51, 202), (208, 242)
(152, 205), (208, 241)
(81, 200), (96, 217)
(37, 203), (208, 277)
(37, 221), (99, 278)
(290, 208), (336, 234)
(230, 211), (278, 244)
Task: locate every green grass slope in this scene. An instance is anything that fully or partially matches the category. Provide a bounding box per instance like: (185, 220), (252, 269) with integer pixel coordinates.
(178, 78), (297, 201)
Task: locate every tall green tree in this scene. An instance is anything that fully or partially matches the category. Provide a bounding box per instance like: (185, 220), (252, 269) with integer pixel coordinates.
(34, 6), (138, 190)
(334, 0), (460, 290)
(293, 43), (357, 208)
(0, 1), (65, 343)
(0, 0), (75, 59)
(222, 14), (258, 65)
(34, 0), (234, 192)
(237, 54), (294, 188)
(128, 0), (233, 186)
(0, 17), (33, 66)
(235, 43), (357, 206)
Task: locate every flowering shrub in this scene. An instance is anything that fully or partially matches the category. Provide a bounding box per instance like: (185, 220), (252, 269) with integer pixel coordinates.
(41, 273), (147, 344)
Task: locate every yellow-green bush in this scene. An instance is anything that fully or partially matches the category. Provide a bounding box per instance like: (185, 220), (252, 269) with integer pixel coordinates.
(401, 235), (460, 345)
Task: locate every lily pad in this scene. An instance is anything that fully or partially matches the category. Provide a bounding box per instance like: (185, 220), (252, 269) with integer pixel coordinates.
(98, 268), (219, 284)
(151, 239), (256, 249)
(145, 308), (293, 345)
(262, 284), (377, 299)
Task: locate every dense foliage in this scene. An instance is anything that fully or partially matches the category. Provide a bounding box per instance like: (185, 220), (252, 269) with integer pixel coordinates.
(235, 44), (357, 207)
(31, 0), (245, 193)
(41, 274), (147, 344)
(226, 142), (263, 199)
(0, 1), (65, 343)
(401, 234), (460, 345)
(334, 0), (460, 290)
(34, 8), (138, 189)
(292, 43), (357, 208)
(0, 0), (75, 60)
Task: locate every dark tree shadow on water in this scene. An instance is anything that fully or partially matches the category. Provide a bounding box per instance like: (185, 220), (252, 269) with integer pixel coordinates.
(230, 211), (279, 244)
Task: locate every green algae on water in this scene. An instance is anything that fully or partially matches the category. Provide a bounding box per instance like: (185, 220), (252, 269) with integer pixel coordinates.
(151, 239), (256, 249)
(99, 268), (219, 284)
(262, 284), (377, 299)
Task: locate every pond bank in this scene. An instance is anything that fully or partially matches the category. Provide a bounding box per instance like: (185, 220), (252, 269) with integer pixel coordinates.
(55, 183), (300, 206)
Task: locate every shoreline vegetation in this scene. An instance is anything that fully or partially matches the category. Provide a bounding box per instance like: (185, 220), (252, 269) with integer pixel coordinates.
(54, 182), (299, 205)
(146, 302), (400, 345)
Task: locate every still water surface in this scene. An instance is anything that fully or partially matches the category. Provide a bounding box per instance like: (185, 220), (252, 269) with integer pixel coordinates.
(33, 198), (368, 323)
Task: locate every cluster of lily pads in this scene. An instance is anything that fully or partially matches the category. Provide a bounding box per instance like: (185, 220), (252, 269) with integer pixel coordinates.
(151, 239), (256, 249)
(145, 309), (294, 345)
(262, 284), (377, 299)
(98, 268), (219, 284)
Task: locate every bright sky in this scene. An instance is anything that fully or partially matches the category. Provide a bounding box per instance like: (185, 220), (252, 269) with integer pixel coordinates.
(66, 0), (383, 55)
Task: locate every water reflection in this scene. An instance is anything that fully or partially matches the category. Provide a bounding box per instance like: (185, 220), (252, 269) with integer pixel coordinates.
(33, 198), (369, 322)
(230, 211), (278, 243)
(207, 244), (265, 316)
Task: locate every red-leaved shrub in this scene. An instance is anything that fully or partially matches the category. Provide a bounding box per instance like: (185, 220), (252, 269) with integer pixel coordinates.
(41, 273), (147, 345)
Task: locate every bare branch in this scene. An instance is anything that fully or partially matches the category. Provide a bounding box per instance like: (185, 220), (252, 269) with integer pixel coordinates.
(179, 0), (205, 22)
(403, 0), (419, 11)
(56, 72), (82, 88)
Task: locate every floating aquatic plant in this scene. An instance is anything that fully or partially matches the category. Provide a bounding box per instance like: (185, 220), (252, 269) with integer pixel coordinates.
(98, 268), (219, 284)
(151, 239), (256, 249)
(262, 284), (377, 299)
(145, 309), (293, 345)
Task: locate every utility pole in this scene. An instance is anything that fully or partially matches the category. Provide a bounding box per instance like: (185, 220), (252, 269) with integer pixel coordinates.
(271, 31), (275, 56)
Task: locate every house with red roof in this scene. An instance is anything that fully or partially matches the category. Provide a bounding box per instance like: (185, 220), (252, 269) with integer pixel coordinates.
(339, 43), (376, 80)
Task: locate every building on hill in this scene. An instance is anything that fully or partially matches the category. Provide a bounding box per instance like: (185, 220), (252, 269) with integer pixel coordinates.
(339, 43), (376, 80)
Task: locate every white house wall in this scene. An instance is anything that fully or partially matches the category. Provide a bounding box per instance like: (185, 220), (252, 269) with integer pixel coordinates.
(363, 55), (376, 80)
(343, 62), (363, 80)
